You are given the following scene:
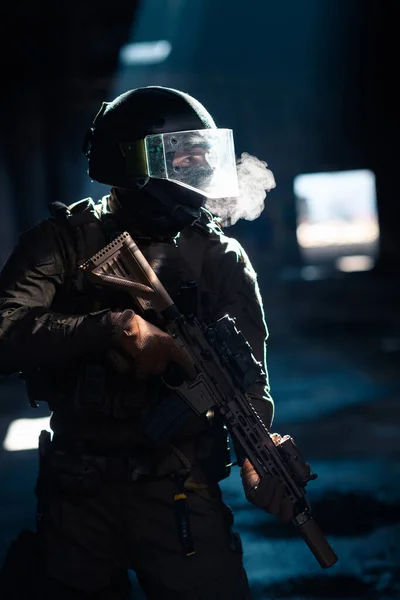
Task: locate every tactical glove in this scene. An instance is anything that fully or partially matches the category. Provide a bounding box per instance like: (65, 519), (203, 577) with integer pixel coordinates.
(111, 310), (195, 380)
(240, 433), (294, 522)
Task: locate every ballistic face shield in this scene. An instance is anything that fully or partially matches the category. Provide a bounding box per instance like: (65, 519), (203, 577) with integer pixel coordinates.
(120, 128), (239, 199)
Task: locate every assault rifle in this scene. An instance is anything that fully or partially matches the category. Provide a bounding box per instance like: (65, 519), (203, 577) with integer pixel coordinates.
(80, 231), (338, 569)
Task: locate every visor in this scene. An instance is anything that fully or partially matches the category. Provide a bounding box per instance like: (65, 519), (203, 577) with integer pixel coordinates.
(120, 129), (239, 198)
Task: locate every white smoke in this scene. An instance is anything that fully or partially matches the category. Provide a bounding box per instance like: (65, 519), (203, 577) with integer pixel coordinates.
(205, 152), (276, 227)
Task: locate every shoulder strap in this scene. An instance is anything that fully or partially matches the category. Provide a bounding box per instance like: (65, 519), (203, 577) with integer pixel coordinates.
(177, 207), (223, 279)
(49, 197), (106, 290)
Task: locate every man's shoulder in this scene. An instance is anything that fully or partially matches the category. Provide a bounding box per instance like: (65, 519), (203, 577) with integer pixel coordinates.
(2, 217), (65, 276)
(19, 195), (99, 240)
(180, 209), (256, 283)
(49, 197), (104, 226)
(202, 212), (252, 267)
(188, 208), (245, 256)
(19, 217), (61, 245)
(17, 202), (86, 270)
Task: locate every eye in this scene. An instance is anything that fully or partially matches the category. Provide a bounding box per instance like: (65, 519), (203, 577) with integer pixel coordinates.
(172, 147), (209, 169)
(183, 155), (199, 165)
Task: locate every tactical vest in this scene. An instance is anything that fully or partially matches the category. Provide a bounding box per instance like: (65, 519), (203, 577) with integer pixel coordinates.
(26, 196), (231, 481)
(45, 196), (222, 420)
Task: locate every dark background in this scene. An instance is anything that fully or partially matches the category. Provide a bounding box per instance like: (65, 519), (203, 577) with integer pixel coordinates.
(0, 1), (399, 598)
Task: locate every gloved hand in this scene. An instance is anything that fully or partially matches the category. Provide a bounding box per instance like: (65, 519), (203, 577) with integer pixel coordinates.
(116, 312), (196, 380)
(240, 433), (294, 522)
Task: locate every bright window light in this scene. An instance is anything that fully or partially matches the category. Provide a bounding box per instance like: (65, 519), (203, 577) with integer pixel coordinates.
(119, 40), (172, 65)
(335, 255), (375, 272)
(294, 169), (379, 258)
(3, 417), (51, 451)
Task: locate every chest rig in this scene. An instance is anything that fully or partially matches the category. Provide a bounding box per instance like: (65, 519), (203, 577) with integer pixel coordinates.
(48, 196), (215, 420)
(46, 198), (232, 485)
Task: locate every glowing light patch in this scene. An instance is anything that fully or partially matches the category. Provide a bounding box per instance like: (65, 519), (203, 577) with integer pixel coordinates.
(294, 169), (379, 250)
(296, 221), (379, 248)
(301, 266), (323, 280)
(119, 40), (172, 65)
(3, 417), (51, 451)
(335, 255), (375, 272)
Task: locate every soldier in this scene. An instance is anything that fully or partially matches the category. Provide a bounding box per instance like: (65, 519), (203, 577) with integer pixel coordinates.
(0, 86), (292, 599)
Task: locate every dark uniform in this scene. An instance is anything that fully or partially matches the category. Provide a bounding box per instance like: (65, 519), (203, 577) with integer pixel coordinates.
(0, 87), (274, 599)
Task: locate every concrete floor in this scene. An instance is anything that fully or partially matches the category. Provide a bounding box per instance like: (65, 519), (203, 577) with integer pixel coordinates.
(0, 267), (399, 599)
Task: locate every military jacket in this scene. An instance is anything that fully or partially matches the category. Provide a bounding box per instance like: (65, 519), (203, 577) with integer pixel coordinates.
(0, 196), (274, 447)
